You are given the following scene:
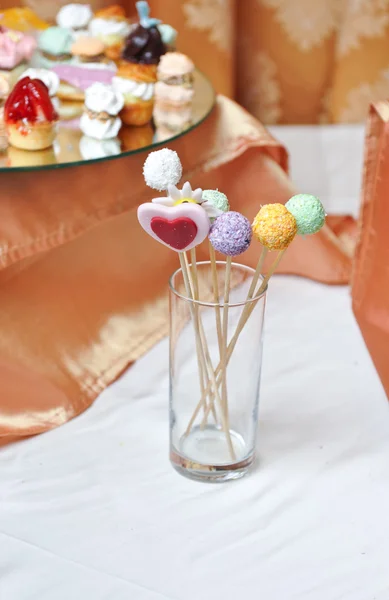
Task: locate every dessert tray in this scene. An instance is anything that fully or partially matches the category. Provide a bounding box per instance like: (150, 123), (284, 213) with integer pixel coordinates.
(0, 2), (215, 172)
(0, 68), (214, 171)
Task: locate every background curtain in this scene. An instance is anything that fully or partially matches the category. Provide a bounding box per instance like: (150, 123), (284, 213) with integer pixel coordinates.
(12, 0), (389, 124)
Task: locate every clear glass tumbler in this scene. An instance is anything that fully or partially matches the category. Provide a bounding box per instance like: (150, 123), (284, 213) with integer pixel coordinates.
(169, 260), (267, 482)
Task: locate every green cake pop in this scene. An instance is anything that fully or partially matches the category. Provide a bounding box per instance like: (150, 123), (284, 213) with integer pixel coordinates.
(202, 189), (230, 221)
(285, 194), (325, 235)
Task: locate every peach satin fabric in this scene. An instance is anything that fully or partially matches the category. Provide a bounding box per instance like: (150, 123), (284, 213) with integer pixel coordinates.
(352, 102), (389, 398)
(0, 97), (352, 441)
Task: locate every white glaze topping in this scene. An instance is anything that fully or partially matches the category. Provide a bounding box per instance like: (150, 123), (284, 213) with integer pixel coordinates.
(112, 76), (154, 102)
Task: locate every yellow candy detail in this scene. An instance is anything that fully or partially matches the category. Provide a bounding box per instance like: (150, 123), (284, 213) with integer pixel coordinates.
(173, 197), (197, 206)
(252, 203), (297, 250)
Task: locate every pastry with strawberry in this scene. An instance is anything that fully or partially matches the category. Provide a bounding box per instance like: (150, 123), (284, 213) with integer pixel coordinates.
(4, 76), (59, 150)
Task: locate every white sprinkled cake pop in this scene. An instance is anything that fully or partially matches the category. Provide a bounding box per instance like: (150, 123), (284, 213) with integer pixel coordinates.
(143, 148), (182, 191)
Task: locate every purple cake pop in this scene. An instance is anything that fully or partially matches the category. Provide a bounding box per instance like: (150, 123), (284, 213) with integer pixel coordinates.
(209, 211), (252, 256)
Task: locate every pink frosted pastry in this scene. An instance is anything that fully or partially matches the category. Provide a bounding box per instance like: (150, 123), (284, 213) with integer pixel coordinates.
(155, 52), (194, 109)
(0, 26), (36, 70)
(53, 63), (117, 101)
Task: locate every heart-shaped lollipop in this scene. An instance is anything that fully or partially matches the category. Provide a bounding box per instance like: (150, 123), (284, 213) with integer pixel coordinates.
(137, 203), (210, 252)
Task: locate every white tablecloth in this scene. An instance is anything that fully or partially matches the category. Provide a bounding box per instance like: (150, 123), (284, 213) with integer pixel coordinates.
(1, 274), (389, 600)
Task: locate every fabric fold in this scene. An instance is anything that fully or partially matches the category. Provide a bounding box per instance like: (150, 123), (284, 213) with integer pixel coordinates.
(0, 96), (351, 440)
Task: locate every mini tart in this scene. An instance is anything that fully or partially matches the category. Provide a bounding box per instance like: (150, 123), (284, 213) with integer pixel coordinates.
(120, 98), (154, 126)
(4, 76), (58, 150)
(7, 121), (57, 151)
(116, 61), (157, 84)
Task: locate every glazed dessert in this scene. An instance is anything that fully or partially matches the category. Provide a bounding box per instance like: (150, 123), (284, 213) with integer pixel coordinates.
(19, 68), (60, 111)
(0, 26), (37, 80)
(53, 62), (117, 102)
(113, 2), (166, 126)
(79, 82), (123, 140)
(155, 53), (194, 109)
(56, 3), (93, 35)
(0, 8), (49, 32)
(71, 36), (106, 63)
(88, 5), (131, 62)
(4, 76), (58, 150)
(38, 26), (73, 65)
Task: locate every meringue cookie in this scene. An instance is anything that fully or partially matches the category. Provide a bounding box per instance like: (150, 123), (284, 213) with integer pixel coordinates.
(80, 113), (122, 140)
(84, 82), (124, 115)
(88, 18), (131, 39)
(79, 135), (121, 160)
(19, 68), (60, 97)
(56, 4), (93, 30)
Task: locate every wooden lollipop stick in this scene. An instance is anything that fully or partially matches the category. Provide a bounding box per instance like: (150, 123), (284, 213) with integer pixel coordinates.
(182, 253), (236, 460)
(188, 249), (286, 428)
(209, 242), (224, 359)
(188, 248), (217, 422)
(220, 256), (232, 432)
(179, 253), (212, 421)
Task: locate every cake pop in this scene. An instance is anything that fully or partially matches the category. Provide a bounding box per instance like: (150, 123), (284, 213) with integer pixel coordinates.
(139, 148), (211, 252)
(252, 203), (297, 251)
(202, 190), (230, 221)
(143, 148), (182, 191)
(209, 212), (252, 256)
(285, 194), (326, 235)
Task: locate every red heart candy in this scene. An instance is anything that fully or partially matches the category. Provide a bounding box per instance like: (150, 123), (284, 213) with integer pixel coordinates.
(150, 217), (198, 251)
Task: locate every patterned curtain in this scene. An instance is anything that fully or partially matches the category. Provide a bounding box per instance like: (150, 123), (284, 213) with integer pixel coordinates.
(18, 0), (389, 124)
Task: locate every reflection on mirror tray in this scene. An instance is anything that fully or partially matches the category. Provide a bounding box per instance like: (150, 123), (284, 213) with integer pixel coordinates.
(0, 68), (214, 171)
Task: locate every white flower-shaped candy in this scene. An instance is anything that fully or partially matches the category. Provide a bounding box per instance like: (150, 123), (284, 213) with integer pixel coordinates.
(152, 181), (222, 219)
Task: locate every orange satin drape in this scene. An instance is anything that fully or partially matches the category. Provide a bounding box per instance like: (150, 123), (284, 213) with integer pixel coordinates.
(16, 0), (389, 124)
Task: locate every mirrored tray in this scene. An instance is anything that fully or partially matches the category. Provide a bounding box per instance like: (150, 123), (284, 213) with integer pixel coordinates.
(0, 68), (215, 172)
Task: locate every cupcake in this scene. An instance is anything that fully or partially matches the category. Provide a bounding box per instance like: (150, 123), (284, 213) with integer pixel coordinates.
(19, 68), (60, 111)
(0, 26), (37, 82)
(71, 36), (106, 63)
(4, 76), (58, 151)
(155, 52), (194, 109)
(79, 82), (124, 140)
(88, 5), (132, 62)
(38, 26), (73, 65)
(113, 2), (166, 126)
(56, 3), (93, 36)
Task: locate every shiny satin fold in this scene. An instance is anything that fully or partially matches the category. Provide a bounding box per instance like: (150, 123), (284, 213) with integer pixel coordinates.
(352, 102), (389, 399)
(0, 96), (352, 440)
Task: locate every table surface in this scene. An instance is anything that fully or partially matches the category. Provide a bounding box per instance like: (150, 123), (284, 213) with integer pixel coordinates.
(1, 273), (388, 600)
